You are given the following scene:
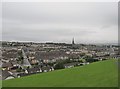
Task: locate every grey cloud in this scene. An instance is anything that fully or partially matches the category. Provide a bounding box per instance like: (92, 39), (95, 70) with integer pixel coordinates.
(2, 2), (118, 44)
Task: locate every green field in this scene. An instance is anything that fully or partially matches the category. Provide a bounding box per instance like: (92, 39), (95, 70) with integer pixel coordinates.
(3, 59), (118, 87)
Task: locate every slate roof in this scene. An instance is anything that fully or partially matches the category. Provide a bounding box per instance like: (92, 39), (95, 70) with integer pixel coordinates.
(2, 70), (15, 80)
(63, 62), (80, 67)
(2, 62), (13, 68)
(2, 51), (18, 59)
(27, 67), (40, 73)
(35, 51), (68, 60)
(10, 60), (18, 66)
(41, 66), (51, 71)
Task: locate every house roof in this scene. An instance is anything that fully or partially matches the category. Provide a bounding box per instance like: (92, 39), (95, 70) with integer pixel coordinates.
(17, 73), (29, 77)
(63, 62), (80, 67)
(27, 67), (40, 73)
(41, 66), (51, 71)
(10, 60), (18, 66)
(35, 51), (68, 60)
(2, 70), (14, 80)
(2, 52), (18, 59)
(2, 62), (13, 68)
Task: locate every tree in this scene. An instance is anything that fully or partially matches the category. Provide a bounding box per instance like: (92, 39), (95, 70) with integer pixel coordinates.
(54, 62), (64, 69)
(79, 59), (86, 63)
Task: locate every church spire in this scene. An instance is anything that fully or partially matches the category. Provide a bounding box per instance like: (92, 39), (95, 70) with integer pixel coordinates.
(72, 37), (75, 45)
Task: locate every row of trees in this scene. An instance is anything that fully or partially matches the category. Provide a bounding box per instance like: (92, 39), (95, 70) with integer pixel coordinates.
(54, 58), (86, 70)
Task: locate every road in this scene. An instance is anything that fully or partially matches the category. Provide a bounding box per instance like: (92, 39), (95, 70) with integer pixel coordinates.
(22, 49), (32, 67)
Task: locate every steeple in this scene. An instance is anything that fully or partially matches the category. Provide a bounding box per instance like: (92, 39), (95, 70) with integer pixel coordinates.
(72, 37), (75, 45)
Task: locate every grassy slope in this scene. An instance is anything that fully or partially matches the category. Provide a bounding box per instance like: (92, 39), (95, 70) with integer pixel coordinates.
(3, 59), (118, 87)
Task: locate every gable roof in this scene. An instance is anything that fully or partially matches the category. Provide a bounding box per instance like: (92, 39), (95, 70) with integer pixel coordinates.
(2, 70), (15, 80)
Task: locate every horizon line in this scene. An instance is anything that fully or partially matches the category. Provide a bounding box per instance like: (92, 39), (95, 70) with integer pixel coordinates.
(0, 40), (118, 45)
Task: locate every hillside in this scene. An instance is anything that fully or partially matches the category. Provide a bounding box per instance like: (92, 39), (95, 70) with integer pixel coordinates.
(2, 59), (118, 87)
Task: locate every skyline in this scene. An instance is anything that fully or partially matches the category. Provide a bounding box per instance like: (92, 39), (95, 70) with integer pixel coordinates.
(2, 2), (118, 44)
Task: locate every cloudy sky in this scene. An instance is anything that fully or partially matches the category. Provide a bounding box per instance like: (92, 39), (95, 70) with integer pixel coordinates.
(2, 2), (118, 44)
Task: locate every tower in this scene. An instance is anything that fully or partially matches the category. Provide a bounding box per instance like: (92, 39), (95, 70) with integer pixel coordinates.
(72, 38), (75, 45)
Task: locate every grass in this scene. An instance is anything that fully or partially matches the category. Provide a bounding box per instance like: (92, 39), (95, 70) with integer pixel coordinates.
(2, 59), (118, 87)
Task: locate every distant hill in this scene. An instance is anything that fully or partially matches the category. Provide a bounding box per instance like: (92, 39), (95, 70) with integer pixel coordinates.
(3, 59), (118, 87)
